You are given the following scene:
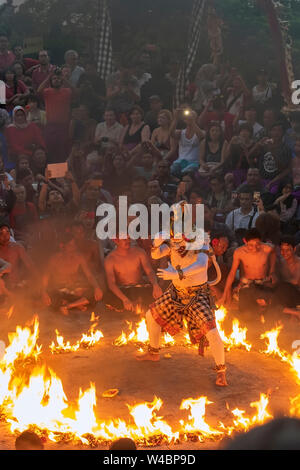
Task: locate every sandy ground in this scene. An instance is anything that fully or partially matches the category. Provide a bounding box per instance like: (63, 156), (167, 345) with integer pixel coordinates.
(0, 299), (300, 450)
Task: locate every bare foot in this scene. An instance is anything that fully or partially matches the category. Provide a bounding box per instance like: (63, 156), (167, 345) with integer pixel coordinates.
(77, 305), (88, 312)
(135, 350), (160, 362)
(283, 308), (300, 319)
(60, 306), (69, 316)
(216, 371), (228, 387)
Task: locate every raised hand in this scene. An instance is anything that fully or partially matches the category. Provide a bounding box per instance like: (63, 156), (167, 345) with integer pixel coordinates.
(157, 262), (178, 281)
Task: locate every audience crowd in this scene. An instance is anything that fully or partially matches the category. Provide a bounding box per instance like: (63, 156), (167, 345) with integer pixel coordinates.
(0, 33), (300, 318)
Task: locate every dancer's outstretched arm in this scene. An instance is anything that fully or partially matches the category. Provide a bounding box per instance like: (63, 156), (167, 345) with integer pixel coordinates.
(151, 232), (171, 260)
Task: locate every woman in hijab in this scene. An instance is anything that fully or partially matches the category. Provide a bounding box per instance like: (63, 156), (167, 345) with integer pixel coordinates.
(5, 106), (45, 164)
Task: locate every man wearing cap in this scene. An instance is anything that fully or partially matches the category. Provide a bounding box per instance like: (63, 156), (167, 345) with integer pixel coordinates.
(135, 202), (227, 387)
(145, 95), (163, 132)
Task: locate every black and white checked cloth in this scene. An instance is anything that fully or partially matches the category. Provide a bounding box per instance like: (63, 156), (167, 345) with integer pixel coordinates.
(150, 283), (216, 345)
(94, 0), (113, 81)
(175, 0), (207, 107)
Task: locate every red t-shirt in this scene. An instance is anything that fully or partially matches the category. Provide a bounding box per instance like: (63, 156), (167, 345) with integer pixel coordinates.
(5, 122), (46, 157)
(32, 64), (55, 91)
(10, 202), (38, 231)
(5, 80), (28, 112)
(23, 58), (39, 71)
(0, 51), (15, 73)
(43, 87), (72, 124)
(203, 111), (235, 142)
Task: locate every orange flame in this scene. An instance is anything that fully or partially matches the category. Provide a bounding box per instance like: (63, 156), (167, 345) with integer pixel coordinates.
(50, 314), (104, 353)
(179, 397), (222, 440)
(216, 307), (252, 351)
(0, 312), (299, 447)
(113, 318), (176, 348)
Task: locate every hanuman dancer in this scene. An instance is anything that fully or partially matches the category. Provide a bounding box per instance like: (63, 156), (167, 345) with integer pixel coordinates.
(136, 206), (227, 387)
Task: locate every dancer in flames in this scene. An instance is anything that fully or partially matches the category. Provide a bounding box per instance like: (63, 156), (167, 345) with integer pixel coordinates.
(136, 203), (227, 387)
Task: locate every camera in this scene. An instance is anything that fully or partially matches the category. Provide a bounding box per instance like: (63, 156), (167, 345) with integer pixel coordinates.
(163, 183), (177, 193)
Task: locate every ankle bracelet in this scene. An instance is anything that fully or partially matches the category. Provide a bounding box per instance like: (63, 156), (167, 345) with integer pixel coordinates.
(148, 345), (160, 354)
(215, 364), (226, 373)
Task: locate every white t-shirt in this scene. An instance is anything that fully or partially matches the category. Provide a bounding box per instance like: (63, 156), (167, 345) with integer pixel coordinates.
(239, 120), (263, 139)
(0, 80), (5, 105)
(226, 92), (244, 116)
(225, 207), (259, 231)
(178, 129), (200, 163)
(252, 85), (272, 104)
(70, 66), (85, 87)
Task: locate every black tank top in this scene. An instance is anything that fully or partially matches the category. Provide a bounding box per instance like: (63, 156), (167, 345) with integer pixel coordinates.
(124, 123), (147, 145)
(205, 140), (222, 163)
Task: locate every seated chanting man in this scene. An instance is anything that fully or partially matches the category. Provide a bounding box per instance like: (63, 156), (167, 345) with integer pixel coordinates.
(220, 228), (277, 313)
(70, 221), (106, 294)
(42, 232), (103, 315)
(0, 257), (12, 305)
(104, 235), (163, 312)
(0, 224), (37, 295)
(275, 236), (300, 320)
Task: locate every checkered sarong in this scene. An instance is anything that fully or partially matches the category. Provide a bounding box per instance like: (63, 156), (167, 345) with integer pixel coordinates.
(94, 0), (113, 80)
(150, 283), (216, 352)
(175, 0), (207, 106)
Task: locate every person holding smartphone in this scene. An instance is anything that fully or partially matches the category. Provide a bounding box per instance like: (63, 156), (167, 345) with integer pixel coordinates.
(248, 122), (292, 194)
(169, 108), (205, 178)
(94, 108), (124, 149)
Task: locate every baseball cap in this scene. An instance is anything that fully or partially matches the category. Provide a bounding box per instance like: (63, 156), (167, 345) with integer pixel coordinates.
(149, 95), (161, 102)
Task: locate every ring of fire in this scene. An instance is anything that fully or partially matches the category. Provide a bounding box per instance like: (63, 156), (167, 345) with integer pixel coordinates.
(0, 305), (299, 449)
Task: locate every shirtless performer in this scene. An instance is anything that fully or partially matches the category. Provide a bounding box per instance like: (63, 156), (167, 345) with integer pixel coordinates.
(135, 209), (227, 387)
(0, 257), (12, 304)
(276, 236), (300, 319)
(70, 221), (106, 293)
(104, 236), (163, 311)
(220, 228), (277, 312)
(0, 224), (37, 291)
(42, 233), (103, 315)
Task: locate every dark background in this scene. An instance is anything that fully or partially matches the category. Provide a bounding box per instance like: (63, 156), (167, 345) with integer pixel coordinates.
(2, 0), (300, 82)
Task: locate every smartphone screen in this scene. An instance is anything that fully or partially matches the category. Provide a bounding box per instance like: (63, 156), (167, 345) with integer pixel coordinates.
(253, 192), (260, 205)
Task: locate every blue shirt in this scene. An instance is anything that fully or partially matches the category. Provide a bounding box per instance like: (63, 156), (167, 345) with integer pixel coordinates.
(0, 132), (14, 170)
